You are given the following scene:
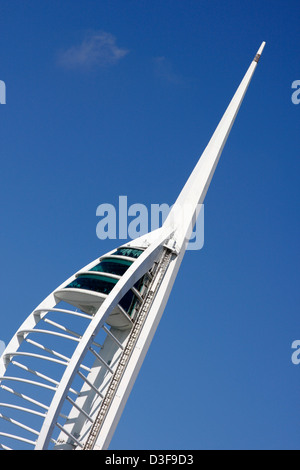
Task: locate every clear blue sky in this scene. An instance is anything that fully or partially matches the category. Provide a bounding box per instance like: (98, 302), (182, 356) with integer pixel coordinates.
(0, 0), (299, 450)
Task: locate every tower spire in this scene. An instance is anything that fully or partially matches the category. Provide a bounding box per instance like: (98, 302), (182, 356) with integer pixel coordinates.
(164, 41), (266, 253)
(0, 43), (265, 451)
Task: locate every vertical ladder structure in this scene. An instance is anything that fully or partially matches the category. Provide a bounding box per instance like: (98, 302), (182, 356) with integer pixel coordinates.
(0, 42), (265, 450)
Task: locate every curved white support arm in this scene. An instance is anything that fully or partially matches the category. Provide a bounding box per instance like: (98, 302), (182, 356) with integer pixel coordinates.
(35, 226), (172, 449)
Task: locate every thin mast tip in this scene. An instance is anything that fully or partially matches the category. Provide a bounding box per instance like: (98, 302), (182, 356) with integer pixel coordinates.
(253, 41), (266, 63)
(257, 41), (266, 54)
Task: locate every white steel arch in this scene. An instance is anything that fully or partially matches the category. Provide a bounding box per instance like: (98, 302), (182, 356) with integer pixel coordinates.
(0, 42), (265, 450)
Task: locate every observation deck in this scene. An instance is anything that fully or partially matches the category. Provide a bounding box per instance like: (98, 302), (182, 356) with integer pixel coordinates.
(54, 247), (145, 330)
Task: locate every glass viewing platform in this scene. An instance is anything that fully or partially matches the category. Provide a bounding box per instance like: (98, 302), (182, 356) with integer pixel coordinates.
(54, 247), (145, 329)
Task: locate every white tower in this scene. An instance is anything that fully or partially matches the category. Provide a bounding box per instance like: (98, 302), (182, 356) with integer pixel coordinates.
(0, 42), (265, 450)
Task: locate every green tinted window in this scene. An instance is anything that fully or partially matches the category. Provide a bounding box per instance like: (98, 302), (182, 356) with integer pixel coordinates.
(90, 258), (132, 276)
(65, 274), (138, 317)
(66, 274), (118, 295)
(112, 248), (143, 259)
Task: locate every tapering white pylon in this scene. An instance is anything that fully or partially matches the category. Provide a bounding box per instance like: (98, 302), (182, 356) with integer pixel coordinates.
(0, 43), (265, 450)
